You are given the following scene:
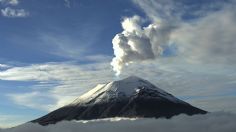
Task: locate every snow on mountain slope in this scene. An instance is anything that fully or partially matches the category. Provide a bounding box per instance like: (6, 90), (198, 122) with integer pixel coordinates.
(70, 76), (185, 105)
(32, 76), (207, 126)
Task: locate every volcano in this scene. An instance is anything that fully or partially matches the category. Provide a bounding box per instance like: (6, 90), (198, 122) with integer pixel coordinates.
(32, 76), (207, 125)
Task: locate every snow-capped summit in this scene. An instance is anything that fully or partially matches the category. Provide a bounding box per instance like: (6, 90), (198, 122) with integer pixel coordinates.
(32, 76), (207, 126)
(71, 76), (185, 105)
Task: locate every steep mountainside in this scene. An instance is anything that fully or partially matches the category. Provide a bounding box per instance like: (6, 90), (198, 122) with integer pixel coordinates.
(32, 76), (207, 126)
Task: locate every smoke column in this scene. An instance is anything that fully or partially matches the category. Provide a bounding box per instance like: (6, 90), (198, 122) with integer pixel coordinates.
(111, 15), (174, 76)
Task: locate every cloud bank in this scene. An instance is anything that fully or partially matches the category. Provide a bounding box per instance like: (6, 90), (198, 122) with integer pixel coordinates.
(2, 112), (236, 132)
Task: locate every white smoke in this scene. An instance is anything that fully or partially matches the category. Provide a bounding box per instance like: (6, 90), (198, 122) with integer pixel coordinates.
(111, 16), (174, 76)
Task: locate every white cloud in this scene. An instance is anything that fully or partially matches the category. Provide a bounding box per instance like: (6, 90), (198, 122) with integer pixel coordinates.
(111, 15), (174, 75)
(0, 60), (235, 127)
(0, 62), (114, 111)
(1, 60), (236, 114)
(132, 0), (228, 22)
(0, 0), (19, 6)
(1, 0), (235, 129)
(117, 58), (236, 113)
(0, 62), (112, 82)
(0, 64), (10, 68)
(1, 0), (236, 115)
(111, 0), (236, 75)
(132, 0), (181, 22)
(170, 5), (236, 64)
(113, 1), (236, 114)
(1, 7), (29, 18)
(2, 112), (236, 132)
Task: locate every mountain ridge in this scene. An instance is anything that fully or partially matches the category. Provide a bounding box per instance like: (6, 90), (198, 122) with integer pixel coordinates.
(32, 76), (207, 126)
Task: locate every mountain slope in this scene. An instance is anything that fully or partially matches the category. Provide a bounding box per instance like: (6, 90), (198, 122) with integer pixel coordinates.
(32, 76), (207, 126)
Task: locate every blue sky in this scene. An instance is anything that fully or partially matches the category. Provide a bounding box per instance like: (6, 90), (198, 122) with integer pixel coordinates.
(0, 0), (236, 128)
(0, 0), (141, 63)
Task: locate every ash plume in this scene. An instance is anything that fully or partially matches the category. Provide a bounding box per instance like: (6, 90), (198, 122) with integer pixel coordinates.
(111, 16), (174, 76)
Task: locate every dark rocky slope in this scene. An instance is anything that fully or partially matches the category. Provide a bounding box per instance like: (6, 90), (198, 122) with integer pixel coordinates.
(32, 76), (207, 126)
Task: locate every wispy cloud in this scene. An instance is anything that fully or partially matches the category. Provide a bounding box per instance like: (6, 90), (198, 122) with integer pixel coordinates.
(0, 62), (114, 111)
(1, 59), (236, 113)
(170, 5), (236, 64)
(111, 0), (236, 75)
(64, 0), (71, 8)
(36, 23), (103, 59)
(1, 7), (29, 18)
(132, 0), (228, 22)
(38, 33), (86, 59)
(7, 92), (57, 111)
(0, 114), (31, 128)
(84, 55), (112, 62)
(0, 0), (19, 6)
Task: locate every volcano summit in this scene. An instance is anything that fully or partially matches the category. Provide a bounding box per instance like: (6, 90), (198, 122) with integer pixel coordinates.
(32, 76), (207, 125)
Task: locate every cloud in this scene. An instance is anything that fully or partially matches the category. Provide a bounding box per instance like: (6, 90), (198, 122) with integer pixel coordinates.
(2, 112), (236, 132)
(38, 33), (86, 59)
(0, 114), (31, 129)
(170, 5), (236, 64)
(36, 24), (103, 59)
(0, 62), (112, 82)
(0, 60), (235, 128)
(132, 0), (229, 22)
(0, 62), (114, 111)
(187, 96), (236, 113)
(7, 92), (57, 111)
(0, 64), (10, 68)
(111, 0), (236, 75)
(1, 7), (29, 18)
(116, 58), (236, 113)
(111, 15), (175, 76)
(113, 1), (236, 113)
(0, 0), (19, 6)
(1, 59), (236, 114)
(132, 0), (182, 22)
(84, 55), (112, 62)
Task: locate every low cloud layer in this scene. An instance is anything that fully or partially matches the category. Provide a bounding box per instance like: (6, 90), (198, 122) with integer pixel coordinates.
(2, 112), (236, 132)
